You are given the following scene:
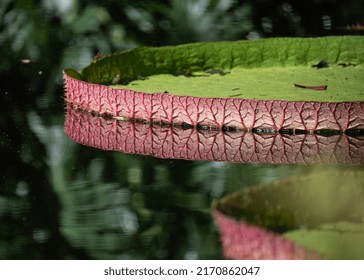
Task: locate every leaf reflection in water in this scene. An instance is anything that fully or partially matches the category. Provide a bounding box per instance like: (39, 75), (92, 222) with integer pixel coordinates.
(64, 105), (364, 165)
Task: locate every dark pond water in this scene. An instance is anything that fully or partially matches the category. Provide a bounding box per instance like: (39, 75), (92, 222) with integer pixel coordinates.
(1, 0), (364, 260)
(1, 60), (362, 260)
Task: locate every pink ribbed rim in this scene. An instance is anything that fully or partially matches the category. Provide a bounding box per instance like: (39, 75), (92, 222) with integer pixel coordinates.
(64, 72), (364, 133)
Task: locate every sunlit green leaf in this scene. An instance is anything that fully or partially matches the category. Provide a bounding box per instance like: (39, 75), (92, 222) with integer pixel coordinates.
(75, 36), (364, 102)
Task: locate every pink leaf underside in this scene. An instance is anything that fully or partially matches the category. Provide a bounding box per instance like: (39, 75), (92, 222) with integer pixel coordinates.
(64, 72), (364, 132)
(213, 211), (321, 260)
(64, 105), (364, 164)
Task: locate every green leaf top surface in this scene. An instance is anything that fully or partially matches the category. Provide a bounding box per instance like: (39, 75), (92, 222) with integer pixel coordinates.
(283, 221), (364, 260)
(113, 66), (363, 102)
(77, 36), (364, 102)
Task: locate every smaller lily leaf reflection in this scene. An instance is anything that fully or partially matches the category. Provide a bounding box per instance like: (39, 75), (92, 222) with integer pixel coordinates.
(213, 168), (364, 259)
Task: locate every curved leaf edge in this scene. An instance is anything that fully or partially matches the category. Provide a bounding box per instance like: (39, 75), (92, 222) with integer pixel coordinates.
(77, 36), (364, 86)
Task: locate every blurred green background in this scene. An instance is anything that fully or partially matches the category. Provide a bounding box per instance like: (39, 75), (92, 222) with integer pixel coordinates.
(0, 0), (363, 259)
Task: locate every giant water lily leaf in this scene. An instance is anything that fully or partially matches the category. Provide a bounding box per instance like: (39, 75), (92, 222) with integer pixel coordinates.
(64, 36), (364, 132)
(213, 169), (364, 259)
